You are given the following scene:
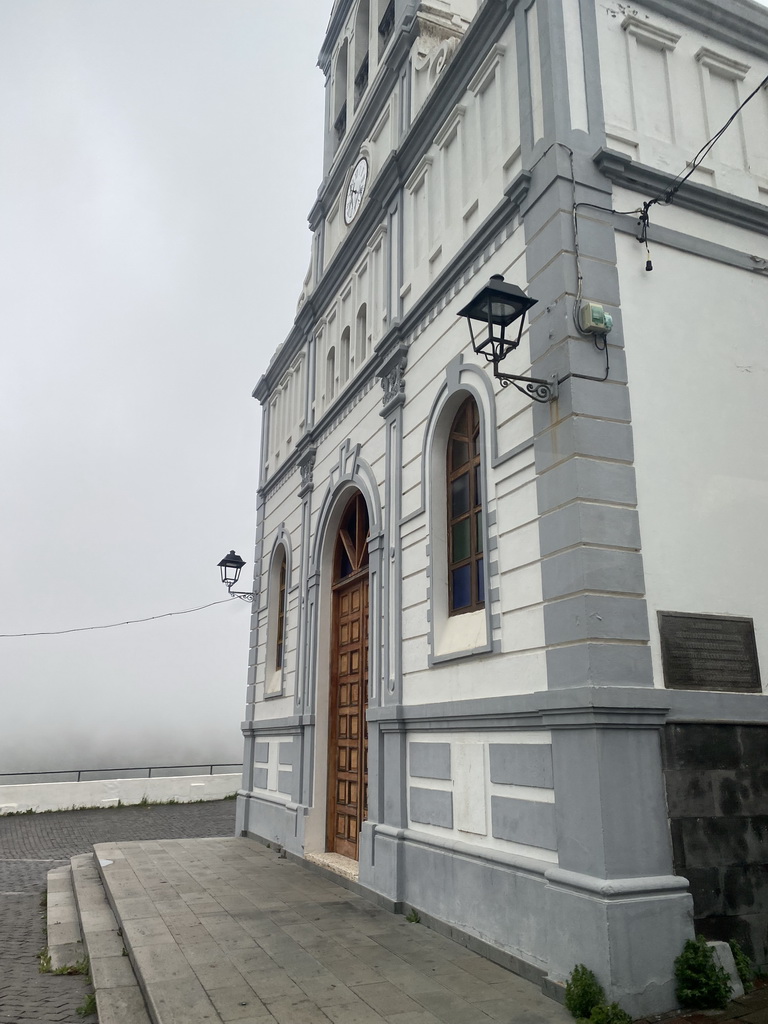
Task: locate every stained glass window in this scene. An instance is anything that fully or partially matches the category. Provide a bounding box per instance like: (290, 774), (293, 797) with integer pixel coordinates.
(275, 553), (287, 670)
(447, 397), (485, 614)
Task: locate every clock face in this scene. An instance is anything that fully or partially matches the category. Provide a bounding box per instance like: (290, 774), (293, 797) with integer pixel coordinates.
(344, 157), (369, 225)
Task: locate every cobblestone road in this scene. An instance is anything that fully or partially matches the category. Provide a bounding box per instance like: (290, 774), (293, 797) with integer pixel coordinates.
(0, 799), (236, 1024)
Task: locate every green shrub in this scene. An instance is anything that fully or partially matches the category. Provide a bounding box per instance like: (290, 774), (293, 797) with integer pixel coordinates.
(729, 940), (753, 992)
(565, 965), (605, 1020)
(675, 936), (732, 1009)
(587, 1002), (633, 1024)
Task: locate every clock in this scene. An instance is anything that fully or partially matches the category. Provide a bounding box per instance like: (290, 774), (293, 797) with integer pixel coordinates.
(344, 156), (369, 225)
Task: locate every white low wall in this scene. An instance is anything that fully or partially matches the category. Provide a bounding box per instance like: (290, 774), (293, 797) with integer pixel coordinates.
(0, 773), (240, 814)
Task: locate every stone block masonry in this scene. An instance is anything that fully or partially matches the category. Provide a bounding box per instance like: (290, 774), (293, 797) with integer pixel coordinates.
(663, 723), (768, 965)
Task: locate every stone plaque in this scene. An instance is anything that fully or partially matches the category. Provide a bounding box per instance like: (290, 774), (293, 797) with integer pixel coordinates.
(659, 612), (761, 693)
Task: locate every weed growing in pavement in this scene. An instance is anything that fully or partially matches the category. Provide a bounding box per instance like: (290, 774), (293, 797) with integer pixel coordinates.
(53, 956), (90, 977)
(405, 908), (421, 924)
(40, 950), (91, 977)
(76, 991), (97, 1018)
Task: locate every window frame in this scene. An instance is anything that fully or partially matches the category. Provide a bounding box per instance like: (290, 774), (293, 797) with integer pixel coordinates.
(264, 535), (292, 699)
(446, 396), (485, 616)
(275, 553), (287, 670)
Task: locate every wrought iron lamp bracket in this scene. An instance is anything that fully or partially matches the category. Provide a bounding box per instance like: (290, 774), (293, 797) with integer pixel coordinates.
(492, 365), (558, 403)
(227, 587), (255, 603)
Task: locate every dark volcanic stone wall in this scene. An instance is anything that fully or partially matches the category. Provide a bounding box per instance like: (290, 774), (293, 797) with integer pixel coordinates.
(663, 723), (768, 965)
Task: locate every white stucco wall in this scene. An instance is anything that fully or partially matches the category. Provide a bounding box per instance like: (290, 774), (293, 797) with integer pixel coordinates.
(618, 231), (768, 689)
(0, 773), (239, 815)
(597, 1), (768, 204)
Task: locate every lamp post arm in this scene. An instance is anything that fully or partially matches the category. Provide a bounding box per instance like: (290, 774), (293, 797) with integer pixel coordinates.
(493, 366), (559, 403)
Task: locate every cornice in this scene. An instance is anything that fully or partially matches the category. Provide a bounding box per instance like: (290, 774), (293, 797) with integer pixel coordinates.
(594, 147), (768, 236)
(318, 0), (355, 73)
(636, 0), (768, 61)
(368, 685), (674, 732)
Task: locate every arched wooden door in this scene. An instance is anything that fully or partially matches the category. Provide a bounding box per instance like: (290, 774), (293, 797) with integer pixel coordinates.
(327, 492), (369, 860)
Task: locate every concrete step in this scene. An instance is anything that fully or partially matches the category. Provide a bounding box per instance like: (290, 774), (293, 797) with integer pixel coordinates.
(70, 851), (152, 1024)
(46, 863), (85, 969)
(93, 840), (231, 1024)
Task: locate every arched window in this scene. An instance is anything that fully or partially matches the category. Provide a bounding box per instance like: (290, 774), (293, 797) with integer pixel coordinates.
(333, 41), (348, 144)
(326, 347), (336, 403)
(355, 303), (367, 366)
(265, 540), (290, 697)
(353, 0), (370, 107)
(340, 327), (351, 385)
(447, 396), (484, 614)
(378, 0), (395, 60)
(275, 552), (287, 670)
(334, 492), (370, 582)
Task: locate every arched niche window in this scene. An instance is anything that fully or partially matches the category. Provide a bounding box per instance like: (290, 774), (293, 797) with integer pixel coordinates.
(340, 327), (351, 386)
(333, 41), (348, 144)
(378, 0), (395, 60)
(326, 346), (336, 404)
(275, 552), (287, 670)
(353, 0), (370, 108)
(447, 396), (484, 615)
(355, 303), (367, 367)
(265, 542), (290, 697)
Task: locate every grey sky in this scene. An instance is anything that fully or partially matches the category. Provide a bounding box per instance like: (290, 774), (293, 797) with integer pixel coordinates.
(0, 2), (328, 773)
(2, 0), (765, 776)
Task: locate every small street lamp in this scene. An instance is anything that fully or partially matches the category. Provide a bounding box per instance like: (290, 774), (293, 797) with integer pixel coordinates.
(457, 274), (557, 403)
(217, 550), (254, 602)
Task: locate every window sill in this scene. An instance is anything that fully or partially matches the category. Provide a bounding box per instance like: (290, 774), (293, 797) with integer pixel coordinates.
(429, 640), (496, 666)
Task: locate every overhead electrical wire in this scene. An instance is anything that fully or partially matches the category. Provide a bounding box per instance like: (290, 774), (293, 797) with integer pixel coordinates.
(0, 597), (239, 639)
(651, 71), (768, 208)
(570, 71), (768, 273)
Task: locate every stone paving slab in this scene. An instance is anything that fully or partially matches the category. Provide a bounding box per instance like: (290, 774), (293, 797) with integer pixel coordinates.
(0, 798), (235, 1024)
(96, 837), (573, 1024)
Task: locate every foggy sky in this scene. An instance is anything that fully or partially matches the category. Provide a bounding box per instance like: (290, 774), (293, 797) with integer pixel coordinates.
(0, 1), (328, 773)
(2, 0), (765, 776)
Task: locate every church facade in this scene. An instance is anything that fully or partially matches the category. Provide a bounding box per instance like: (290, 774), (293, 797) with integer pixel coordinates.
(236, 0), (768, 1013)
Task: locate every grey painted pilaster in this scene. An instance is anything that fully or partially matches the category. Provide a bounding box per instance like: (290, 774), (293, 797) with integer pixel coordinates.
(519, 8), (653, 688)
(546, 716), (693, 1014)
(295, 445), (316, 712)
(378, 343), (407, 704)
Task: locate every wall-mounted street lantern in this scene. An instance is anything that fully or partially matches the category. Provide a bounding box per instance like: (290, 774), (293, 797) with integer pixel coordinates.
(457, 274), (557, 403)
(217, 550), (254, 602)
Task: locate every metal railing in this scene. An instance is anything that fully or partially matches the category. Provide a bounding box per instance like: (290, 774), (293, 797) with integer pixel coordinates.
(0, 763), (242, 785)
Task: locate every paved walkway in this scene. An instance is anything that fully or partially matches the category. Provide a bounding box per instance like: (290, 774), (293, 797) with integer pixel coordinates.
(0, 799), (235, 1024)
(95, 835), (571, 1024)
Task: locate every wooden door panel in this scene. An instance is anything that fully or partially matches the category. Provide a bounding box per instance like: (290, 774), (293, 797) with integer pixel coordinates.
(328, 573), (369, 860)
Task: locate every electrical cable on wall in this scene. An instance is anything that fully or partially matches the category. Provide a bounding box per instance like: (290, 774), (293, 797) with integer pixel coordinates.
(570, 71), (768, 277)
(0, 597), (240, 638)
